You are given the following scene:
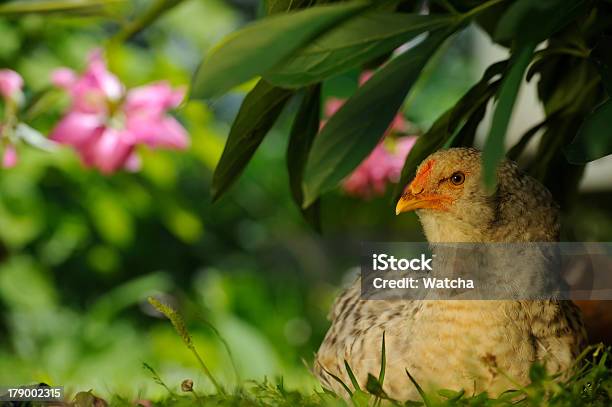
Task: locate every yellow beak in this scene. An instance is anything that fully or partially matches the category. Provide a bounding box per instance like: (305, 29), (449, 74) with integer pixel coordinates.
(395, 193), (450, 215)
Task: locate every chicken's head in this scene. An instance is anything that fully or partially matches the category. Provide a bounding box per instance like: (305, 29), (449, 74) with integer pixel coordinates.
(395, 147), (559, 242)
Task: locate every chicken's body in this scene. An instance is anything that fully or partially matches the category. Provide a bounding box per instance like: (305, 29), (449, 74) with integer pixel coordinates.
(315, 148), (586, 400)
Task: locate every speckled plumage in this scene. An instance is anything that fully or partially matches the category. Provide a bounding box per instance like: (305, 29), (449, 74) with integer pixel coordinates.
(315, 148), (586, 400)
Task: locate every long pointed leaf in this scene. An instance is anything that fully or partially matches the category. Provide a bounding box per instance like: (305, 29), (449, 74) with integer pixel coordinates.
(191, 1), (369, 99)
(344, 359), (361, 392)
(378, 332), (386, 385)
(266, 0), (313, 15)
(565, 99), (612, 163)
(495, 0), (587, 45)
(287, 86), (322, 230)
(321, 366), (353, 397)
(482, 44), (535, 190)
(265, 13), (453, 88)
(405, 369), (432, 407)
(211, 80), (293, 200)
(302, 28), (456, 207)
(0, 0), (122, 15)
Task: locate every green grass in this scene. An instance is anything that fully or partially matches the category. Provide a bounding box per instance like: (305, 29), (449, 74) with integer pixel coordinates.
(64, 298), (612, 406)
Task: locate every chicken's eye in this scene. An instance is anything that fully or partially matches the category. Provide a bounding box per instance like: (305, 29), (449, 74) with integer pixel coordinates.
(450, 171), (465, 186)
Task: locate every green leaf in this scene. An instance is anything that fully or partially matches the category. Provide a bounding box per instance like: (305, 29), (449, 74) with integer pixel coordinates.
(507, 110), (563, 161)
(529, 362), (547, 383)
(495, 0), (587, 45)
(266, 0), (312, 15)
(15, 123), (57, 152)
(591, 36), (612, 96)
(437, 388), (465, 401)
(148, 297), (223, 393)
(351, 390), (371, 405)
(528, 117), (585, 207)
(265, 13), (453, 88)
(191, 1), (369, 99)
(302, 29), (453, 207)
(483, 44), (535, 190)
(378, 331), (386, 385)
(0, 0), (121, 15)
(506, 120), (546, 162)
(365, 374), (387, 398)
(211, 80), (293, 200)
(565, 99), (612, 163)
(447, 102), (487, 148)
(321, 366), (353, 397)
(287, 86), (322, 230)
(344, 359), (361, 392)
(406, 369), (432, 407)
(393, 61), (504, 201)
(112, 0), (185, 43)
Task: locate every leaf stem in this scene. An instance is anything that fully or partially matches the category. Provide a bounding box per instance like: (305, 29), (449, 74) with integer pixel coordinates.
(462, 0), (505, 20)
(435, 0), (459, 15)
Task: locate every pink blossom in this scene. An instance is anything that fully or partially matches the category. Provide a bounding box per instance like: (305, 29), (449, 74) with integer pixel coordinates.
(0, 70), (23, 168)
(50, 50), (188, 174)
(324, 97), (345, 118)
(342, 137), (416, 199)
(322, 71), (406, 134)
(0, 69), (23, 101)
(321, 70), (415, 198)
(52, 50), (123, 114)
(2, 144), (18, 168)
(358, 71), (374, 85)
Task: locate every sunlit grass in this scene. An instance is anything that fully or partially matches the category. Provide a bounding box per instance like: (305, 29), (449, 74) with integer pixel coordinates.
(73, 298), (609, 407)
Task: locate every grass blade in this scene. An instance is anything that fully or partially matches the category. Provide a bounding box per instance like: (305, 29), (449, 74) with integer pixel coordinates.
(148, 296), (224, 394)
(344, 360), (361, 392)
(321, 366), (353, 397)
(378, 332), (386, 385)
(143, 362), (176, 398)
(405, 369), (432, 407)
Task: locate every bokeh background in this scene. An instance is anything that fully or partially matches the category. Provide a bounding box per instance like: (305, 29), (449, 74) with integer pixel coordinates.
(0, 0), (610, 400)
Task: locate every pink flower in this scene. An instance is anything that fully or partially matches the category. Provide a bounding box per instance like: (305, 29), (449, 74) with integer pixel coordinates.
(2, 144), (18, 168)
(0, 70), (23, 167)
(0, 69), (23, 102)
(324, 97), (345, 118)
(321, 70), (415, 199)
(321, 71), (406, 135)
(50, 50), (188, 174)
(342, 137), (416, 199)
(358, 70), (374, 85)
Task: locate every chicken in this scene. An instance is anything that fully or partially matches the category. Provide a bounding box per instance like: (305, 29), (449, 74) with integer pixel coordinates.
(315, 147), (586, 400)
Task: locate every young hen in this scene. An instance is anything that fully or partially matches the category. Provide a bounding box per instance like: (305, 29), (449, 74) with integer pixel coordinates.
(315, 147), (586, 400)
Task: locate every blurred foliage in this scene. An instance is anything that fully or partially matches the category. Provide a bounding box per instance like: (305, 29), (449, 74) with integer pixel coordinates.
(198, 0), (612, 216)
(65, 304), (612, 406)
(0, 0), (428, 398)
(0, 0), (610, 404)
